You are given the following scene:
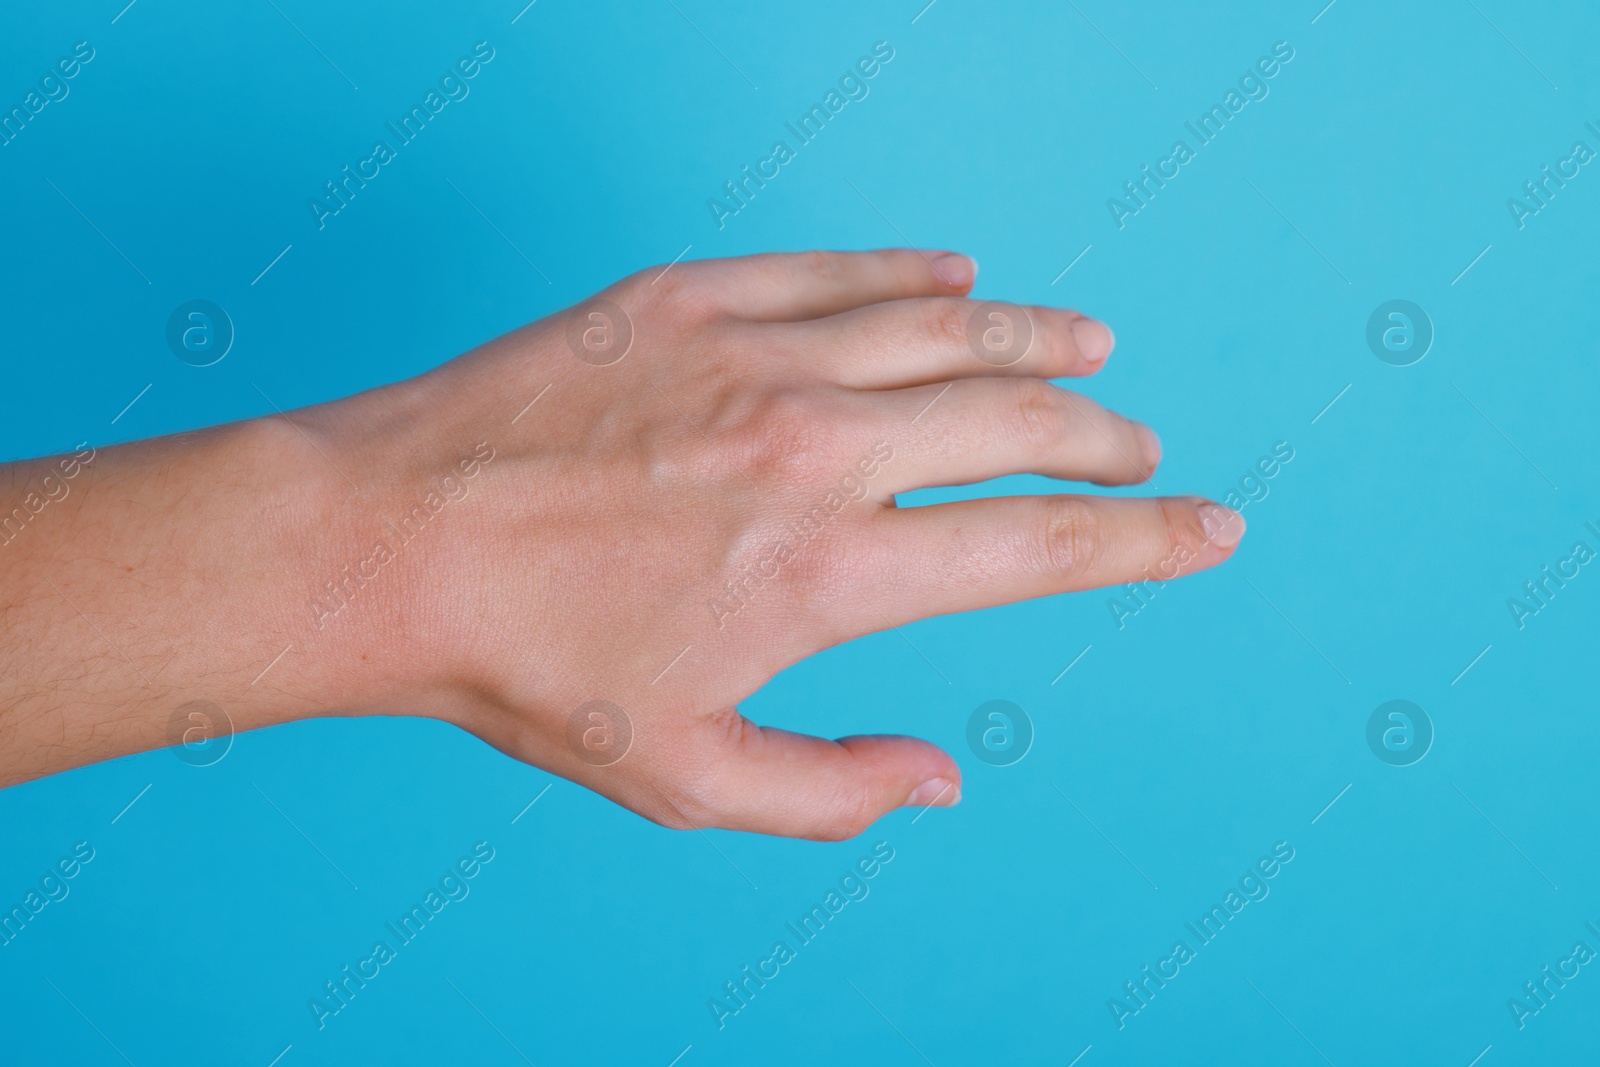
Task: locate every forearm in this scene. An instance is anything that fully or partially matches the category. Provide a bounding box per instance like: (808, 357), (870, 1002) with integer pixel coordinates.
(0, 418), (368, 785)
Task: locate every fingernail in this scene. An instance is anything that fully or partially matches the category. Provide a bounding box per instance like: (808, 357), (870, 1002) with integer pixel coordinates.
(1199, 502), (1246, 549)
(1071, 316), (1114, 365)
(1135, 424), (1162, 473)
(930, 252), (976, 288)
(907, 777), (961, 808)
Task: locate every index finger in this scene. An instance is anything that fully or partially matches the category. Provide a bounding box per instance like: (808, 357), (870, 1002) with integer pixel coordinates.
(678, 248), (976, 321)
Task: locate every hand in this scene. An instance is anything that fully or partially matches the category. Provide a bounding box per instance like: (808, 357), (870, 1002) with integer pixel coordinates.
(0, 249), (1243, 839)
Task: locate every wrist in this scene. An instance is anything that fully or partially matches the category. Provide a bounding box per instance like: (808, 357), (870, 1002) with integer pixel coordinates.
(0, 414), (381, 783)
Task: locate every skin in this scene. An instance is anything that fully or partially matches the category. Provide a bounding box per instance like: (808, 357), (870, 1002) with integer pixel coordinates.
(0, 248), (1243, 840)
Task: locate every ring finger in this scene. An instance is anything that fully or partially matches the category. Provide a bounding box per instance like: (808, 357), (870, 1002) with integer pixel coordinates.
(786, 298), (1115, 389)
(844, 377), (1160, 496)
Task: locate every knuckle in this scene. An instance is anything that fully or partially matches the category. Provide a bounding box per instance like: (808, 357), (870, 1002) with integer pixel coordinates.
(917, 300), (968, 347)
(622, 262), (673, 296)
(780, 529), (861, 613)
(726, 388), (832, 479)
(827, 817), (872, 841)
(795, 249), (845, 283)
(1163, 498), (1212, 561)
(786, 773), (880, 843)
(830, 783), (881, 840)
(645, 712), (749, 832)
(623, 262), (710, 323)
(1035, 496), (1104, 577)
(644, 801), (702, 832)
(1004, 379), (1066, 450)
(1039, 311), (1075, 369)
(649, 776), (723, 832)
(790, 534), (857, 601)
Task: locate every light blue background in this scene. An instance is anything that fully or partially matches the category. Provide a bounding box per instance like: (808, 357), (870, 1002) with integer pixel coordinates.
(2, 0), (1597, 1063)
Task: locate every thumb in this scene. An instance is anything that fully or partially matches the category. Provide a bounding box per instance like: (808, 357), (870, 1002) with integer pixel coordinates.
(681, 717), (962, 840)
